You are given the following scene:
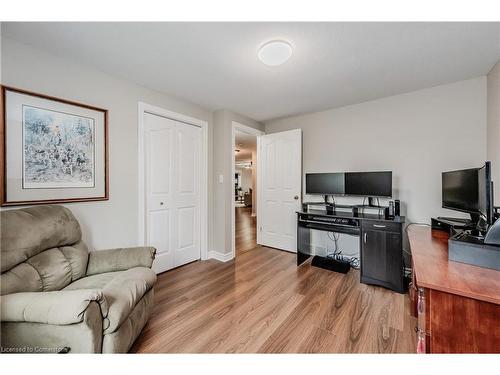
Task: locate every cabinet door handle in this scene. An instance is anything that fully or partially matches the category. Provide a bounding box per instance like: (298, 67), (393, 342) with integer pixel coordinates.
(373, 224), (386, 228)
(364, 233), (367, 243)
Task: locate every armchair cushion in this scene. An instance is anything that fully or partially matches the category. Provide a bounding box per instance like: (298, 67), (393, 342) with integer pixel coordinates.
(100, 267), (156, 334)
(65, 267), (156, 334)
(1, 289), (108, 325)
(1, 205), (82, 273)
(86, 247), (156, 276)
(63, 271), (119, 290)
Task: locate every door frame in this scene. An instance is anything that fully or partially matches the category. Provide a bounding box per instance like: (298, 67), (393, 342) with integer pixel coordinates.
(138, 102), (209, 262)
(231, 121), (264, 259)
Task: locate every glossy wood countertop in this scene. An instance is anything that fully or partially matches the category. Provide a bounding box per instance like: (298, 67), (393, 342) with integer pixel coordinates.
(408, 225), (500, 305)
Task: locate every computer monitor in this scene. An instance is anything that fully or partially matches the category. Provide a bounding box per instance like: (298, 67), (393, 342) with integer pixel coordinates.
(442, 161), (493, 225)
(478, 162), (493, 224)
(305, 173), (345, 195)
(305, 171), (392, 198)
(344, 171), (392, 198)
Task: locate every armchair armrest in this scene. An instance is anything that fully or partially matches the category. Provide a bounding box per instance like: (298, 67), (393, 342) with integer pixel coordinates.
(86, 246), (156, 276)
(1, 289), (108, 325)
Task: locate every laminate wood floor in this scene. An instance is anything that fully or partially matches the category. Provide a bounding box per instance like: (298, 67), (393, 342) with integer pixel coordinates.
(131, 207), (416, 353)
(235, 206), (257, 255)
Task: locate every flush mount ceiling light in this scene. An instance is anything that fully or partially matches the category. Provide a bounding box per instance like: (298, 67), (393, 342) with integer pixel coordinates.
(258, 40), (293, 66)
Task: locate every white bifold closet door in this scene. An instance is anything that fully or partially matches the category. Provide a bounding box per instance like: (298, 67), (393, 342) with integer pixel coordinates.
(144, 112), (201, 273)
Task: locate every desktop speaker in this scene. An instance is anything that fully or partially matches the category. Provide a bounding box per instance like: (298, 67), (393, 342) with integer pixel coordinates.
(395, 199), (401, 216)
(388, 201), (395, 219)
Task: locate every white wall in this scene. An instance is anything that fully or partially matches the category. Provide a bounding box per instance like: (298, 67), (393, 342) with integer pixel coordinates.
(265, 78), (488, 226)
(1, 37), (215, 252)
(212, 110), (263, 256)
(487, 60), (500, 205)
(236, 167), (252, 192)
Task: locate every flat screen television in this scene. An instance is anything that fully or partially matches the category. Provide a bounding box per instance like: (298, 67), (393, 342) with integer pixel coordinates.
(305, 171), (392, 198)
(442, 161), (493, 224)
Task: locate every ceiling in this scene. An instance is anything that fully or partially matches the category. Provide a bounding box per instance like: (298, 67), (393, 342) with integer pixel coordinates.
(3, 22), (500, 121)
(235, 130), (256, 162)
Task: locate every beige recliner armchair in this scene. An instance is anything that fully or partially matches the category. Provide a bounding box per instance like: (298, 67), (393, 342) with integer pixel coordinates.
(0, 205), (157, 353)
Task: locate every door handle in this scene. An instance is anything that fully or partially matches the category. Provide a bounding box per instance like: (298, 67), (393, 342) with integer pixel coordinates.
(294, 195), (299, 200)
(160, 202), (164, 206)
(364, 233), (367, 243)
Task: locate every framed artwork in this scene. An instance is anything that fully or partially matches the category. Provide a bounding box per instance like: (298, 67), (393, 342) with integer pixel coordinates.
(1, 86), (108, 206)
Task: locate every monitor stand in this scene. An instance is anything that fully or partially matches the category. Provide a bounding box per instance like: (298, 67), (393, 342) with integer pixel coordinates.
(467, 213), (488, 235)
(367, 197), (381, 208)
(323, 195), (335, 214)
(469, 212), (481, 225)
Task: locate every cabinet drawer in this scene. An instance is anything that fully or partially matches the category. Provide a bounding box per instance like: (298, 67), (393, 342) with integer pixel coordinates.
(362, 220), (401, 233)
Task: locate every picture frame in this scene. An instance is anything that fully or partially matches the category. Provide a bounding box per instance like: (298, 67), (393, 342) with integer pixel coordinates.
(1, 86), (109, 206)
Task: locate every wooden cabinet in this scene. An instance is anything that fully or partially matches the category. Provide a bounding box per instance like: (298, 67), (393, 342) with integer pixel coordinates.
(360, 220), (404, 293)
(408, 226), (500, 353)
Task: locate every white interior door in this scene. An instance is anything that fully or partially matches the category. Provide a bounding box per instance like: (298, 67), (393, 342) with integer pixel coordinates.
(144, 112), (201, 273)
(257, 129), (302, 252)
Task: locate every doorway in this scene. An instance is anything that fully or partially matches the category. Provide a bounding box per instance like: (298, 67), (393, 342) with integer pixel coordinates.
(231, 122), (264, 257)
(138, 102), (209, 274)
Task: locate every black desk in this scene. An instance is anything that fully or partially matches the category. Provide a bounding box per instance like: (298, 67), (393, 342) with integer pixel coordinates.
(297, 208), (406, 293)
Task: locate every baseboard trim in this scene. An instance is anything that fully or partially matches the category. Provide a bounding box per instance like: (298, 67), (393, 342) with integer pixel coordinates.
(208, 251), (234, 262)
